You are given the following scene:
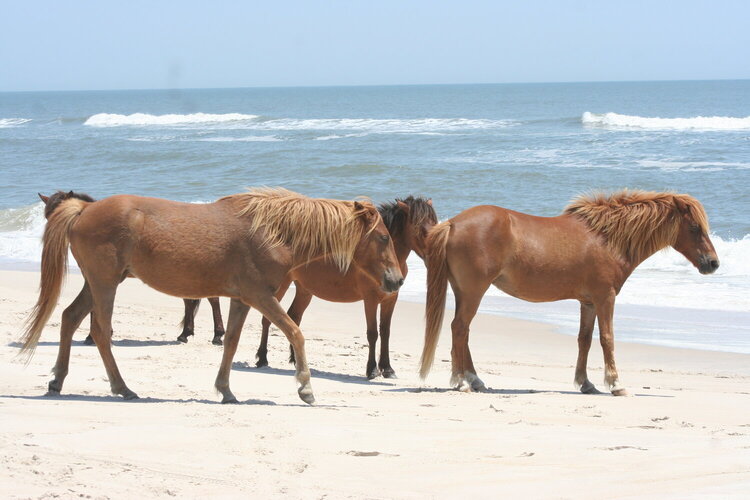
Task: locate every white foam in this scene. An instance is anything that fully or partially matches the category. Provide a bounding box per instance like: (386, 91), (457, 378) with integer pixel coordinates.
(637, 160), (750, 171)
(582, 111), (750, 131)
(197, 135), (283, 142)
(0, 118), (31, 128)
(84, 112), (259, 127)
(252, 117), (514, 133)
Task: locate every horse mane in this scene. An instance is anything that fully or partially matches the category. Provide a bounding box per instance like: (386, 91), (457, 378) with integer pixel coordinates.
(41, 191), (95, 219)
(378, 196), (437, 237)
(221, 187), (375, 272)
(563, 189), (709, 262)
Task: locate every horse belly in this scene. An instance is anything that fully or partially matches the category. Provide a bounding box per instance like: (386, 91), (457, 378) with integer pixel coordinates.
(291, 265), (364, 303)
(493, 267), (579, 303)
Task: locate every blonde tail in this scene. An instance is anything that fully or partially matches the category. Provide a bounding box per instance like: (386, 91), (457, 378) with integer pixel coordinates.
(20, 199), (88, 360)
(419, 221), (452, 379)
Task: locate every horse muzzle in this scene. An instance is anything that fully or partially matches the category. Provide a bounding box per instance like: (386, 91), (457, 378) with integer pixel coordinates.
(382, 268), (404, 293)
(698, 255), (720, 275)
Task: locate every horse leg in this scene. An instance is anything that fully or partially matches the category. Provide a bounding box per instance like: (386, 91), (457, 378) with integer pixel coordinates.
(284, 287), (312, 366)
(574, 302), (600, 394)
(364, 298), (380, 379)
(47, 282), (93, 395)
(377, 294), (398, 378)
(207, 297), (225, 345)
(88, 281), (137, 399)
(255, 280), (293, 367)
(214, 298), (250, 403)
(596, 294), (627, 396)
(84, 313), (95, 345)
(178, 299), (199, 343)
(450, 289), (486, 392)
(252, 295), (314, 405)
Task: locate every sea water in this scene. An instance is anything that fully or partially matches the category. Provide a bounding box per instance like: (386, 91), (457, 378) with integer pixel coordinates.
(1, 81), (748, 352)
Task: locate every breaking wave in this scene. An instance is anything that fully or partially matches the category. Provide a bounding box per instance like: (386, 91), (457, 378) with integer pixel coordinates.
(0, 118), (31, 128)
(84, 112), (259, 127)
(582, 112), (750, 131)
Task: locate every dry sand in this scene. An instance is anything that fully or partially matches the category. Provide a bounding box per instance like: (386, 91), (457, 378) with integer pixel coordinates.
(1, 269), (749, 499)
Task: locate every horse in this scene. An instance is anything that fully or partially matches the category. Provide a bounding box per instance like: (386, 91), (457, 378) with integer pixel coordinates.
(37, 193), (226, 347)
(253, 196), (437, 379)
(419, 190), (719, 396)
(22, 188), (404, 405)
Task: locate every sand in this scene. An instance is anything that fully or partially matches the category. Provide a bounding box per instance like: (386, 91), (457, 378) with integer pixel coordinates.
(1, 268), (749, 499)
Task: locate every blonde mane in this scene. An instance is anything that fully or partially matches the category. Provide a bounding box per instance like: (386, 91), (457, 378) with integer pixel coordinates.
(564, 189), (709, 262)
(221, 187), (374, 272)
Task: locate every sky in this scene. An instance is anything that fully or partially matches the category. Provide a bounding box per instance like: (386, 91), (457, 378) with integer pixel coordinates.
(1, 0), (749, 92)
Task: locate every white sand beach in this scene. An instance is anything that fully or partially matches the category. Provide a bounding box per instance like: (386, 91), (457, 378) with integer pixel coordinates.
(1, 269), (749, 499)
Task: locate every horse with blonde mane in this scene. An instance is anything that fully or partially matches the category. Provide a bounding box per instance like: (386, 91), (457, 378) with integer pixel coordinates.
(22, 188), (404, 404)
(420, 190), (719, 396)
(254, 196), (437, 379)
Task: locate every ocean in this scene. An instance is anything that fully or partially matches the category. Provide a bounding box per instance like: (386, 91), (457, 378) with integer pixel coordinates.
(1, 81), (748, 352)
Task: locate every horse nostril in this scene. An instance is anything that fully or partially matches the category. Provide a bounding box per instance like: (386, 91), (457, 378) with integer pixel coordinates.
(398, 278), (404, 286)
(711, 259), (720, 270)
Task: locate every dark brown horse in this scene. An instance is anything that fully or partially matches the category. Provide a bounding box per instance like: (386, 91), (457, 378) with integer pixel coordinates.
(38, 193), (226, 347)
(22, 188), (404, 404)
(254, 196), (437, 379)
(419, 190), (719, 396)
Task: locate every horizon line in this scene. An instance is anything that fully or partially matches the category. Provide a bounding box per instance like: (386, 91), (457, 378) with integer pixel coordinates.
(2, 77), (749, 94)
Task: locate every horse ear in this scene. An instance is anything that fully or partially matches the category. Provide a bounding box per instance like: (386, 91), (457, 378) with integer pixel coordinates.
(38, 193), (50, 204)
(673, 195), (689, 214)
(353, 201), (364, 211)
(397, 200), (410, 214)
(427, 198), (433, 206)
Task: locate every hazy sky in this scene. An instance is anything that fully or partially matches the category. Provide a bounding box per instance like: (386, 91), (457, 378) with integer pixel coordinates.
(1, 1), (749, 91)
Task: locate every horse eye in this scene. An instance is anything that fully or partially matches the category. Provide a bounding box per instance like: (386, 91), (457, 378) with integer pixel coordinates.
(689, 224), (700, 233)
(380, 234), (389, 243)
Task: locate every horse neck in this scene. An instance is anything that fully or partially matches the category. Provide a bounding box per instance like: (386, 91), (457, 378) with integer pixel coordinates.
(390, 231), (413, 265)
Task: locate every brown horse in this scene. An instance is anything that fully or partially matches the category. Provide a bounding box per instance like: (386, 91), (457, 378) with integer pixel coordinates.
(37, 193), (226, 347)
(254, 196), (437, 379)
(419, 190), (719, 396)
(22, 188), (404, 404)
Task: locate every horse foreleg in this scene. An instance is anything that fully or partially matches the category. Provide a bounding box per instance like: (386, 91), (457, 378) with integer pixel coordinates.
(575, 302), (600, 394)
(178, 299), (199, 343)
(48, 282), (93, 395)
(207, 297), (225, 345)
(255, 280), (293, 367)
(214, 298), (250, 403)
(377, 293), (398, 378)
(363, 298), (380, 379)
(596, 293), (627, 396)
(253, 295), (314, 405)
(284, 286), (312, 366)
(88, 281), (137, 400)
(450, 289), (486, 392)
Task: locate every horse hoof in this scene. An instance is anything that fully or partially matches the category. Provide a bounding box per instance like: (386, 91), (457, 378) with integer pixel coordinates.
(580, 381), (602, 394)
(367, 368), (381, 380)
(212, 337), (223, 346)
(222, 396), (239, 404)
(177, 335), (188, 344)
(255, 359), (269, 368)
(381, 369), (397, 379)
(84, 336), (95, 346)
(457, 380), (473, 392)
(298, 387), (315, 405)
(45, 389), (61, 397)
(612, 388), (629, 397)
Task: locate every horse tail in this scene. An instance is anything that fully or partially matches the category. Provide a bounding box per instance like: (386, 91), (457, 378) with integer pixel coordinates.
(179, 299), (201, 329)
(419, 220), (452, 379)
(20, 198), (89, 359)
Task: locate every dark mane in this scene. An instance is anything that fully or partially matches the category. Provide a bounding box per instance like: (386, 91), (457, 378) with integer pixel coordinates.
(378, 196), (437, 237)
(41, 191), (95, 219)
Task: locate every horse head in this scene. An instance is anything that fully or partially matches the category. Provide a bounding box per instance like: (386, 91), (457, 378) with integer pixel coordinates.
(671, 195), (719, 275)
(353, 201), (404, 293)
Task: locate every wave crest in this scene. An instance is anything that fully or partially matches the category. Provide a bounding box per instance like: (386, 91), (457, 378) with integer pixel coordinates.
(84, 112), (259, 127)
(582, 111), (750, 131)
(0, 118), (31, 128)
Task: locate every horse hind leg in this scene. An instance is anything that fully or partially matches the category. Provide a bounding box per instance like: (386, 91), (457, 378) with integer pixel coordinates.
(574, 302), (601, 394)
(48, 282), (93, 394)
(208, 297), (225, 345)
(88, 281), (138, 400)
(595, 294), (628, 396)
(177, 299), (199, 343)
(450, 287), (486, 393)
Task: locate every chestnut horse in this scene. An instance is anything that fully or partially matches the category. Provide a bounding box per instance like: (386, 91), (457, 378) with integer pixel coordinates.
(253, 196), (437, 379)
(419, 190), (719, 396)
(37, 193), (226, 347)
(21, 188), (404, 404)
